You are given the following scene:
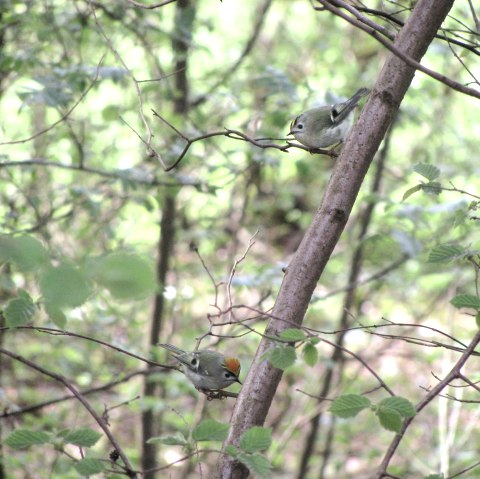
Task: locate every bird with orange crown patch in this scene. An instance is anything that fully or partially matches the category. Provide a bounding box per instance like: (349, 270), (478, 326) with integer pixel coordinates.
(158, 344), (241, 393)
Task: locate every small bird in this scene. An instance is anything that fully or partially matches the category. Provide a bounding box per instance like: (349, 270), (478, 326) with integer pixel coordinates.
(288, 87), (370, 149)
(158, 343), (241, 391)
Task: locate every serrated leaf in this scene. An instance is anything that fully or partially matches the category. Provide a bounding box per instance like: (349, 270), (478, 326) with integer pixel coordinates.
(44, 302), (67, 329)
(239, 427), (272, 453)
(225, 445), (238, 458)
(4, 297), (36, 327)
(74, 458), (106, 475)
(64, 428), (102, 447)
(261, 346), (296, 370)
(302, 343), (318, 366)
(413, 163), (440, 181)
(329, 394), (371, 418)
(421, 181), (442, 196)
(378, 397), (416, 418)
(39, 263), (92, 308)
(402, 184), (422, 201)
(450, 294), (480, 310)
(147, 433), (188, 446)
(0, 235), (49, 272)
(237, 453), (272, 478)
(377, 406), (402, 432)
(192, 420), (229, 442)
(279, 328), (307, 342)
(90, 253), (156, 300)
(428, 244), (465, 263)
(4, 429), (51, 449)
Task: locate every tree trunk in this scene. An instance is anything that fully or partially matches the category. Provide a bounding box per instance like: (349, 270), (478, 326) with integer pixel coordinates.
(216, 0), (455, 477)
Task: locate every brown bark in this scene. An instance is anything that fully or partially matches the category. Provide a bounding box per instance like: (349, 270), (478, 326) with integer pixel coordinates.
(216, 0), (456, 477)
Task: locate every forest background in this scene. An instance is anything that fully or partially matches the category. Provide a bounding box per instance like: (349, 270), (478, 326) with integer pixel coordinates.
(0, 0), (480, 478)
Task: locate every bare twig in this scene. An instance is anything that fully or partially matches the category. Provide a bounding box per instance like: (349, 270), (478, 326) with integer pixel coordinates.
(151, 109), (335, 171)
(0, 369), (151, 418)
(373, 330), (480, 479)
(0, 347), (137, 478)
(0, 158), (195, 187)
(88, 2), (163, 166)
(0, 54), (106, 146)
(317, 0), (480, 99)
(125, 0), (177, 10)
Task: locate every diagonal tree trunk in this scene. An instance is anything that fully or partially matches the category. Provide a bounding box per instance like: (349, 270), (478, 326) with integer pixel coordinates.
(217, 0), (456, 477)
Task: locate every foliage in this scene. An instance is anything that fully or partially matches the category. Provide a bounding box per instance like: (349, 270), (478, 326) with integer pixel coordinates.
(0, 0), (479, 478)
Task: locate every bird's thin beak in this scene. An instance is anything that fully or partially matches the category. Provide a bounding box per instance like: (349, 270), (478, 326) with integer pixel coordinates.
(236, 378), (242, 385)
(287, 131), (294, 137)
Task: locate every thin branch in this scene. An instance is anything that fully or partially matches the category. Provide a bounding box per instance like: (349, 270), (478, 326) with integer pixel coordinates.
(313, 254), (409, 301)
(374, 330), (480, 479)
(0, 347), (137, 478)
(88, 1), (163, 166)
(0, 369), (149, 418)
(191, 0), (273, 107)
(0, 158), (198, 187)
(0, 54), (106, 146)
(2, 326), (173, 369)
(317, 0), (480, 99)
(467, 0), (480, 33)
(125, 0), (177, 9)
(151, 109), (335, 171)
(354, 5), (480, 55)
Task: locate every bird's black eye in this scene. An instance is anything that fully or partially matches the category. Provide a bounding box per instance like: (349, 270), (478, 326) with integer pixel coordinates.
(297, 123), (304, 130)
(331, 107), (340, 119)
(190, 357), (198, 367)
(224, 371), (234, 379)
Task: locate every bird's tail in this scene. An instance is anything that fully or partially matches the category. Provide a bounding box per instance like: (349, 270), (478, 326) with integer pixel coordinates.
(332, 87), (370, 124)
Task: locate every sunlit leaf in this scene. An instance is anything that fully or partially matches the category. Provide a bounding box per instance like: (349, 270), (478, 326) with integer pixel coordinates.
(192, 420), (229, 442)
(39, 263), (92, 308)
(329, 394), (371, 418)
(5, 429), (51, 449)
(428, 244), (466, 263)
(240, 427), (272, 453)
(4, 296), (36, 327)
(413, 163), (440, 181)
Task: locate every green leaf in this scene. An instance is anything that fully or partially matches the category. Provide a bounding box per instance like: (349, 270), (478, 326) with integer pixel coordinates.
(302, 343), (318, 366)
(237, 452), (272, 478)
(239, 427), (272, 453)
(377, 406), (402, 432)
(39, 263), (92, 308)
(476, 311), (480, 329)
(428, 244), (465, 263)
(421, 181), (442, 196)
(378, 397), (416, 418)
(90, 253), (156, 300)
(4, 429), (51, 449)
(0, 235), (49, 272)
(279, 328), (307, 342)
(4, 297), (36, 327)
(225, 445), (238, 458)
(450, 294), (480, 310)
(423, 475), (444, 479)
(44, 302), (67, 329)
(402, 184), (422, 201)
(329, 394), (371, 418)
(413, 163), (440, 181)
(74, 458), (106, 475)
(64, 428), (102, 447)
(261, 346), (296, 370)
(147, 433), (188, 446)
(192, 420), (229, 442)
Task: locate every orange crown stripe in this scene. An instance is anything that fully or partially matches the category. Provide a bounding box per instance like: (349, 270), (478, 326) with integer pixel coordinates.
(224, 357), (241, 375)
